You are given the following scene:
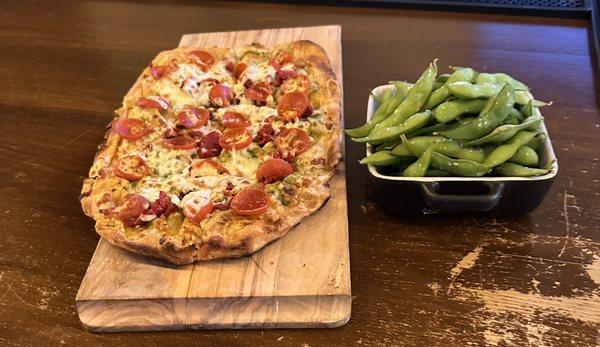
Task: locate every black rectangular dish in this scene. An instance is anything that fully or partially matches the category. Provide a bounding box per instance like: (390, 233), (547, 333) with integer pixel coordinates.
(365, 85), (558, 215)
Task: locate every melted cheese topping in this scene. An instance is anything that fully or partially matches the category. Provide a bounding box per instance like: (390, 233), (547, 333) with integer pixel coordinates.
(107, 46), (336, 229)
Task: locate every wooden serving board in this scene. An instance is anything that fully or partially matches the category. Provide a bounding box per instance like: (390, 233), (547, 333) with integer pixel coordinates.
(75, 25), (351, 331)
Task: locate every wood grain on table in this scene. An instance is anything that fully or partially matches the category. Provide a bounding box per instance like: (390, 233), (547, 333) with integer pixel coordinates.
(0, 0), (599, 346)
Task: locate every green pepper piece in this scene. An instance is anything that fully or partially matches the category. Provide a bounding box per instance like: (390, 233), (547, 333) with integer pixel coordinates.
(483, 131), (539, 167)
(433, 99), (487, 123)
(353, 110), (433, 143)
(494, 162), (550, 177)
(466, 114), (543, 146)
(359, 150), (401, 166)
(442, 84), (515, 140)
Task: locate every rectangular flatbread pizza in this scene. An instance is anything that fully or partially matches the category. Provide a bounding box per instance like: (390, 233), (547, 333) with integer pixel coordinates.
(80, 41), (341, 264)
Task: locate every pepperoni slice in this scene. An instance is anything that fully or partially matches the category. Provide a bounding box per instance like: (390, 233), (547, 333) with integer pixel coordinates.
(281, 74), (311, 95)
(222, 111), (250, 129)
(197, 131), (222, 158)
(189, 50), (214, 70)
(219, 128), (252, 151)
(114, 155), (149, 181)
(277, 92), (311, 121)
(268, 52), (294, 70)
(230, 188), (270, 216)
(234, 62), (247, 80)
(182, 189), (214, 225)
(244, 81), (273, 103)
(114, 118), (151, 141)
(117, 194), (150, 226)
(254, 123), (275, 146)
(150, 65), (176, 80)
(274, 69), (297, 87)
(256, 158), (294, 183)
(209, 84), (233, 107)
(275, 128), (311, 161)
(164, 135), (197, 150)
(137, 96), (169, 110)
(177, 107), (210, 129)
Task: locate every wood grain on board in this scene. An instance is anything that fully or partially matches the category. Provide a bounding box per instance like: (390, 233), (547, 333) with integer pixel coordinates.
(75, 25), (351, 331)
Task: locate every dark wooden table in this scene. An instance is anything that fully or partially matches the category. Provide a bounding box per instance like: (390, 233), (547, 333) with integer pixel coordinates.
(1, 1), (599, 345)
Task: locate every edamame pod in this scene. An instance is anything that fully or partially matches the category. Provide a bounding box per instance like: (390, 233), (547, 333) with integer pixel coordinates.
(359, 150), (401, 166)
(401, 136), (486, 162)
(508, 108), (524, 122)
(433, 99), (487, 123)
(353, 110), (433, 143)
(514, 91), (551, 106)
(494, 162), (550, 177)
(508, 145), (539, 167)
(345, 88), (407, 138)
(389, 143), (413, 157)
(483, 131), (539, 167)
(442, 84), (515, 140)
(447, 82), (506, 99)
(369, 61), (437, 135)
(392, 81), (414, 98)
(424, 67), (476, 109)
(375, 138), (402, 152)
(403, 145), (435, 177)
(475, 72), (529, 90)
(436, 74), (451, 83)
(430, 152), (491, 177)
(393, 136), (441, 156)
(466, 114), (543, 146)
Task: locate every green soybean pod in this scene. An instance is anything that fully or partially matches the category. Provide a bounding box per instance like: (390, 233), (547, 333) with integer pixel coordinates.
(392, 81), (414, 97)
(509, 108), (524, 122)
(353, 110), (433, 143)
(390, 143), (413, 157)
(494, 162), (550, 177)
(430, 152), (491, 177)
(345, 86), (408, 138)
(505, 116), (521, 125)
(514, 91), (551, 107)
(482, 131), (539, 167)
(526, 135), (543, 150)
(395, 136), (442, 156)
(370, 61), (437, 134)
(403, 145), (435, 177)
(508, 145), (539, 167)
(442, 84), (515, 140)
(433, 140), (487, 163)
(359, 150), (401, 166)
(375, 138), (401, 152)
(447, 81), (505, 99)
(466, 114), (543, 146)
(433, 99), (487, 123)
(475, 72), (529, 91)
(436, 74), (451, 83)
(424, 67), (476, 110)
(433, 81), (444, 90)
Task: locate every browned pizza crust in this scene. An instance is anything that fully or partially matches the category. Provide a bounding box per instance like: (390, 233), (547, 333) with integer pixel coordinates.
(80, 41), (341, 264)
